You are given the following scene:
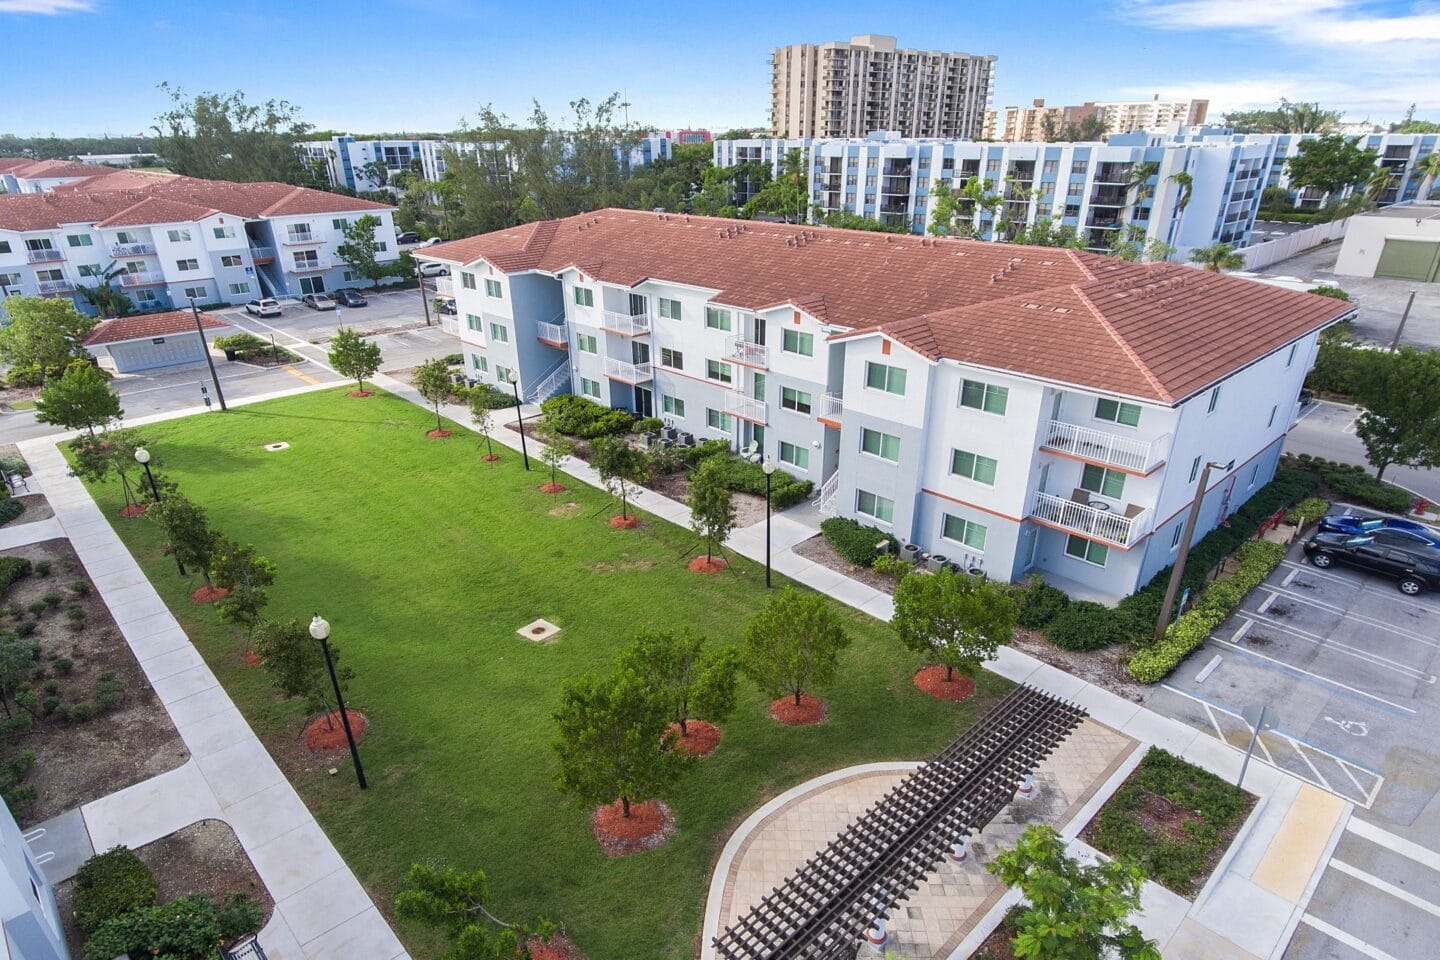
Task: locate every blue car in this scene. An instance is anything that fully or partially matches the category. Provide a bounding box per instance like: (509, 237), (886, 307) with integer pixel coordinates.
(1316, 515), (1440, 549)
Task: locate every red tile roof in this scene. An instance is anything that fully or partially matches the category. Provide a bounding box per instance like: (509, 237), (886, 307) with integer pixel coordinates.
(0, 159), (97, 180)
(83, 311), (228, 346)
(420, 208), (1354, 404)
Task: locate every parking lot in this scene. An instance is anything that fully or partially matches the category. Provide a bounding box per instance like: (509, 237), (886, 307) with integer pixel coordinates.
(1145, 505), (1440, 960)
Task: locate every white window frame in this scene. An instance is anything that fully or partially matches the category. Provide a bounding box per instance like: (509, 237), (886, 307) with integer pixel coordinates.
(855, 488), (894, 524)
(941, 514), (987, 552)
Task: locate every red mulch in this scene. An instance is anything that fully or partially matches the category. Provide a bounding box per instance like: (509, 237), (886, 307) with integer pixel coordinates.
(119, 503), (148, 517)
(527, 933), (585, 960)
(481, 453), (502, 462)
(347, 390), (374, 398)
(610, 515), (641, 529)
(426, 429), (452, 438)
(669, 720), (721, 757)
(241, 650), (261, 667)
(189, 585), (230, 604)
(769, 694), (827, 725)
(301, 710), (368, 752)
(913, 665), (977, 702)
(688, 556), (729, 574)
(590, 799), (676, 856)
(540, 481), (567, 493)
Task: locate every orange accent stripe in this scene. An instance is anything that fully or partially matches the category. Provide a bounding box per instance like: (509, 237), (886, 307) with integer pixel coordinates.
(1037, 445), (1164, 478)
(536, 338), (568, 349)
(1025, 516), (1138, 552)
(920, 488), (1024, 523)
(816, 416), (841, 430)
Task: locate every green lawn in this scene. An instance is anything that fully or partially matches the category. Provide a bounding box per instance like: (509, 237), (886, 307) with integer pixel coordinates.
(83, 388), (1009, 959)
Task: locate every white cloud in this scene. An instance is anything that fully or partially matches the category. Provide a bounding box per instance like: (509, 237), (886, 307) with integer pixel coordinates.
(1124, 72), (1434, 119)
(0, 0), (95, 12)
(1128, 0), (1440, 43)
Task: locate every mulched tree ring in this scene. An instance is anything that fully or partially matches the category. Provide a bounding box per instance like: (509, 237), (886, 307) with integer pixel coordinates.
(609, 515), (641, 529)
(119, 503), (148, 517)
(302, 710), (368, 752)
(528, 933), (586, 960)
(688, 556), (728, 574)
(426, 429), (453, 438)
(347, 390), (374, 398)
(540, 482), (567, 494)
(769, 694), (827, 725)
(591, 799), (676, 856)
(190, 585), (231, 604)
(668, 720), (721, 757)
(913, 665), (977, 702)
(241, 650), (261, 667)
(481, 453), (502, 462)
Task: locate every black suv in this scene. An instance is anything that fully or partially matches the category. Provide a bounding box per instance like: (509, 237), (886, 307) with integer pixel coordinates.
(1303, 531), (1440, 595)
(332, 289), (368, 307)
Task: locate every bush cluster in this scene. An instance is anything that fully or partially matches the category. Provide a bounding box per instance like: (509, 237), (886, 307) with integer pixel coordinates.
(1046, 601), (1136, 651)
(1013, 577), (1070, 629)
(0, 456), (30, 478)
(1129, 540), (1284, 683)
(1289, 455), (1414, 513)
(462, 384), (516, 410)
(0, 557), (31, 597)
(692, 454), (814, 509)
(681, 439), (732, 466)
(1305, 340), (1374, 398)
(0, 498), (22, 528)
(820, 517), (898, 567)
(540, 395), (636, 438)
(74, 846), (158, 933)
(213, 332), (300, 364)
(1285, 497), (1330, 528)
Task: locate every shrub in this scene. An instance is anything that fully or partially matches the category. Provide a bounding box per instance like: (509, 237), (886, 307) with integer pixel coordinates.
(82, 893), (219, 960)
(821, 517), (898, 567)
(1015, 577), (1071, 629)
(41, 696), (59, 716)
(66, 605), (86, 630)
(26, 601), (45, 618)
(442, 353), (464, 366)
(636, 417), (664, 433)
(539, 394), (636, 438)
(0, 456), (30, 478)
(0, 500), (22, 527)
(1045, 601), (1136, 651)
(14, 621), (34, 638)
(1285, 497), (1329, 528)
(1316, 463), (1413, 513)
(34, 560), (50, 577)
(1308, 285), (1351, 301)
(0, 557), (30, 597)
(216, 892), (264, 942)
(94, 673), (125, 711)
(682, 438), (731, 466)
(871, 553), (910, 578)
(69, 702), (94, 722)
(693, 454), (814, 508)
(40, 592), (61, 609)
(73, 845), (158, 933)
(468, 384), (515, 410)
(69, 580), (91, 597)
(212, 332), (268, 352)
(54, 657), (72, 675)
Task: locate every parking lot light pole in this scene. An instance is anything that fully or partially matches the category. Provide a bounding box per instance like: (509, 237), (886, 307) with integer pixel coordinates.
(1154, 460), (1228, 645)
(309, 614), (367, 790)
(508, 370), (530, 471)
(188, 297), (227, 412)
(762, 456), (775, 588)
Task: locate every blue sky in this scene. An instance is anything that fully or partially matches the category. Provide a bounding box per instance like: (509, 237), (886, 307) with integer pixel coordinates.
(1, 0), (1436, 137)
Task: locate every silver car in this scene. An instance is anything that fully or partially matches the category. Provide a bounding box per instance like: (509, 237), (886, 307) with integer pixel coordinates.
(301, 294), (337, 311)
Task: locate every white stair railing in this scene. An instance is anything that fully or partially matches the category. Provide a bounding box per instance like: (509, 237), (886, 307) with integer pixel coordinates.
(524, 355), (571, 404)
(815, 471), (841, 515)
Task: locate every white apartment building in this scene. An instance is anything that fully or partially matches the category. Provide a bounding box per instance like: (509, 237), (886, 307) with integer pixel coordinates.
(0, 159), (97, 195)
(0, 799), (68, 960)
(0, 169), (399, 312)
(1091, 96), (1209, 134)
(416, 210), (1351, 600)
(771, 35), (995, 140)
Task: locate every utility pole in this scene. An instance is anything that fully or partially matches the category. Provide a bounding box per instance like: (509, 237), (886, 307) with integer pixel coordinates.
(1389, 291), (1416, 352)
(1154, 460), (1226, 644)
(418, 273), (432, 327)
(188, 297), (227, 412)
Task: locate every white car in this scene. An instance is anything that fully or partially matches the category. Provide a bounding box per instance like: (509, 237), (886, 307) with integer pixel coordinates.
(416, 262), (450, 278)
(244, 298), (281, 317)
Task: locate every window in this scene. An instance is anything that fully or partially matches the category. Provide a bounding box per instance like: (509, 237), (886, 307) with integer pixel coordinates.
(986, 159), (1001, 173)
(942, 514), (988, 551)
(1071, 161), (1086, 174)
(1207, 386), (1221, 413)
(461, 272), (476, 289)
(1170, 524), (1184, 548)
(0, 273), (19, 287)
(1043, 159), (1058, 174)
(135, 289), (158, 304)
(1189, 455), (1202, 483)
(865, 362), (907, 395)
(1267, 405), (1278, 428)
(331, 218), (348, 230)
(66, 234), (92, 248)
(856, 489), (894, 523)
(167, 228), (192, 242)
(221, 255), (243, 267)
(213, 225), (235, 239)
(860, 428), (900, 461)
(580, 377), (601, 399)
(343, 271), (358, 282)
(484, 278), (502, 298)
(705, 306), (733, 331)
(76, 264), (101, 278)
(781, 386), (812, 414)
(466, 314), (482, 332)
(1080, 463), (1126, 500)
(0, 242), (9, 254)
(706, 408), (733, 431)
(1286, 343), (1298, 367)
(706, 359), (733, 384)
(779, 441), (809, 469)
(471, 354), (488, 372)
(1066, 535), (1109, 566)
(293, 251), (318, 269)
(662, 394), (686, 418)
(657, 297), (682, 320)
(114, 231), (137, 244)
(660, 347), (683, 369)
(577, 333), (598, 354)
(489, 322), (509, 343)
(950, 449), (997, 484)
(1249, 463), (1260, 488)
(782, 329), (814, 357)
(176, 258), (199, 272)
(183, 286), (207, 300)
(1094, 398), (1141, 427)
(574, 286), (594, 307)
(228, 282), (250, 295)
(960, 379), (1007, 414)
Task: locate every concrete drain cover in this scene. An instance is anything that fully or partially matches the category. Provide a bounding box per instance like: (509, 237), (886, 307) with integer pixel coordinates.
(518, 619), (561, 643)
(264, 442), (290, 452)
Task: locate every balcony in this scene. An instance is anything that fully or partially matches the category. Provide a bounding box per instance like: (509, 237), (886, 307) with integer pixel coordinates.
(26, 249), (64, 263)
(119, 272), (165, 288)
(249, 246), (276, 264)
(439, 316), (460, 337)
(603, 357), (652, 384)
(110, 242), (155, 257)
(536, 320), (568, 348)
(1039, 420), (1170, 474)
(600, 310), (651, 336)
(37, 279), (74, 295)
(1029, 491), (1152, 548)
(433, 277), (455, 298)
(726, 337), (768, 367)
(281, 231), (321, 246)
(724, 390), (766, 423)
(290, 257), (330, 273)
(821, 392), (844, 419)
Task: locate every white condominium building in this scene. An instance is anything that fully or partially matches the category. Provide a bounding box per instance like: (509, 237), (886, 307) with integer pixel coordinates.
(1090, 96), (1209, 135)
(771, 35), (995, 140)
(416, 210), (1351, 601)
(0, 159), (100, 195)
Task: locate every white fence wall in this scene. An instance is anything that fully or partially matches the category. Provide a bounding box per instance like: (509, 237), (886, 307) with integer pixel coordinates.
(1236, 219), (1349, 272)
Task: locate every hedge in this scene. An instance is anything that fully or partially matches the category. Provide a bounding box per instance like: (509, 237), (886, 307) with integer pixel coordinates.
(1014, 577), (1070, 629)
(1316, 464), (1412, 513)
(1046, 601), (1137, 651)
(0, 499), (22, 528)
(74, 846), (158, 933)
(820, 517), (898, 566)
(0, 557), (31, 598)
(1128, 540), (1284, 683)
(540, 395), (636, 438)
(83, 893), (217, 960)
(1285, 497), (1329, 528)
(696, 455), (814, 509)
(465, 384), (516, 410)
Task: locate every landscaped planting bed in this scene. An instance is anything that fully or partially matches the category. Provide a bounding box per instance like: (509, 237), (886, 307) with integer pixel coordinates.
(79, 387), (1010, 960)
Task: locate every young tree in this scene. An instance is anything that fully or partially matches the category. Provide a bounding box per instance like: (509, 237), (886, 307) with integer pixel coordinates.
(741, 587), (850, 707)
(74, 264), (134, 319)
(69, 427), (146, 511)
(414, 357), (453, 434)
(252, 618), (352, 728)
(335, 214), (389, 289)
(591, 436), (648, 521)
(1353, 347), (1440, 480)
(395, 864), (553, 960)
(742, 148), (808, 222)
(616, 628), (739, 736)
(1107, 224), (1175, 264)
(148, 493), (219, 585)
(327, 327), (382, 394)
(0, 296), (98, 386)
(688, 458), (736, 562)
(34, 360), (121, 437)
(209, 539), (277, 642)
(989, 825), (1160, 960)
(1286, 134), (1379, 200)
(892, 568), (1017, 684)
(536, 419), (572, 491)
(551, 668), (691, 818)
(470, 394), (499, 462)
(1188, 242), (1244, 272)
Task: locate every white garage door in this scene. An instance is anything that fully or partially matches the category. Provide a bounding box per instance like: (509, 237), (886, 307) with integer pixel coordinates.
(107, 334), (207, 372)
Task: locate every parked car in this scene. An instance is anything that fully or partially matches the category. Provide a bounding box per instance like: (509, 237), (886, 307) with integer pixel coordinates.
(396, 231), (421, 244)
(421, 237), (444, 246)
(436, 299), (457, 316)
(244, 298), (281, 317)
(332, 289), (368, 307)
(416, 262), (449, 278)
(1316, 515), (1440, 548)
(300, 293), (337, 311)
(1303, 533), (1440, 595)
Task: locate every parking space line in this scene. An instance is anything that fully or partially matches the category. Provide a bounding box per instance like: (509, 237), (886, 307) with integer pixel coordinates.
(1233, 611), (1436, 685)
(1210, 637), (1419, 715)
(1347, 819), (1440, 873)
(1332, 859), (1440, 919)
(1257, 591), (1277, 614)
(1281, 559), (1356, 586)
(1294, 745), (1333, 792)
(1259, 586), (1440, 647)
(1300, 914), (1399, 960)
(1282, 566), (1300, 587)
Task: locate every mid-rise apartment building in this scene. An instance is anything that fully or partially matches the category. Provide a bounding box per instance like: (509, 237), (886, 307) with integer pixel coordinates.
(770, 35), (995, 140)
(0, 159), (99, 195)
(415, 210), (1351, 600)
(0, 167), (398, 313)
(995, 100), (1105, 142)
(988, 97), (1206, 143)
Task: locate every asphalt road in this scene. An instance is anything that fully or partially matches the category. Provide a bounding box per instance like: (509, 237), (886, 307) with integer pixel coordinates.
(1285, 399), (1440, 506)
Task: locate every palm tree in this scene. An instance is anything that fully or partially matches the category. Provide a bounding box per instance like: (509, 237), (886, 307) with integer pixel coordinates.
(74, 262), (133, 319)
(1124, 161), (1160, 204)
(1189, 242), (1244, 272)
(1363, 166), (1396, 205)
(1166, 171), (1194, 249)
(1416, 151), (1440, 201)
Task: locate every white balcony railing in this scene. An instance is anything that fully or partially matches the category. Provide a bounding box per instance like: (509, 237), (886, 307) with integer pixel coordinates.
(110, 242), (155, 257)
(290, 257), (330, 273)
(535, 320), (567, 345)
(37, 279), (74, 294)
(724, 390), (766, 422)
(249, 245), (276, 261)
(603, 357), (653, 383)
(1029, 491), (1152, 548)
(821, 392), (844, 419)
(119, 272), (165, 287)
(281, 231), (320, 245)
(433, 277), (455, 297)
(601, 310), (651, 336)
(726, 336), (768, 367)
(26, 249), (64, 263)
(1039, 420), (1171, 474)
(439, 316), (460, 337)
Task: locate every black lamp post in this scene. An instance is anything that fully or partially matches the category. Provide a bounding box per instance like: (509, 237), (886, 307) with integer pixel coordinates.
(309, 614), (367, 790)
(136, 447), (184, 576)
(188, 297), (227, 412)
(508, 370), (530, 471)
(762, 456), (775, 588)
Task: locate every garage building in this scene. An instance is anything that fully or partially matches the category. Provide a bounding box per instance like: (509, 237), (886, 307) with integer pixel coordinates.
(83, 310), (229, 373)
(1334, 201), (1440, 282)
